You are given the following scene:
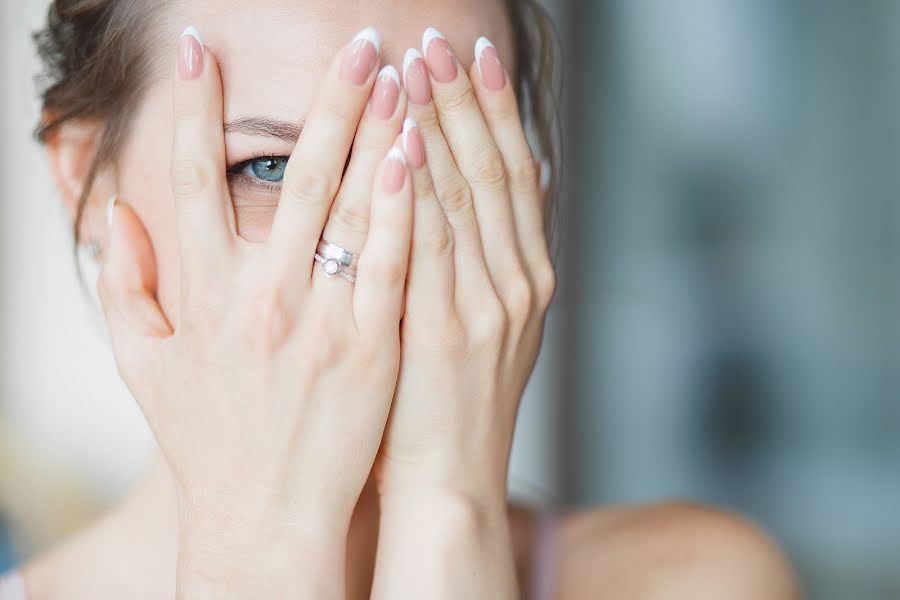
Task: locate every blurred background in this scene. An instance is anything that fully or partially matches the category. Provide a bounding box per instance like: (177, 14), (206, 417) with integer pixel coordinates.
(2, 1), (898, 598)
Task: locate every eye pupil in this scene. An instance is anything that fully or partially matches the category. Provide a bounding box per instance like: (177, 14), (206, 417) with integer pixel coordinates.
(250, 157), (287, 182)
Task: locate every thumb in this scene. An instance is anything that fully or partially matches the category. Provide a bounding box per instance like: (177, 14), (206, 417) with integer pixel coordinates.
(98, 197), (171, 388)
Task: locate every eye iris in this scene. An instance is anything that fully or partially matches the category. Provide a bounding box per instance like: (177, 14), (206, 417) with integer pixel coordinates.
(251, 157), (287, 182)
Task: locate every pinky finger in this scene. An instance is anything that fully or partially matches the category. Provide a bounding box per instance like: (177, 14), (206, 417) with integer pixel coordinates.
(352, 147), (413, 334)
(469, 38), (548, 262)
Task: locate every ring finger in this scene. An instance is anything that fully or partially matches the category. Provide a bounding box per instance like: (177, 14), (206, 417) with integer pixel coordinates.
(316, 65), (407, 291)
(418, 29), (526, 303)
(402, 46), (491, 298)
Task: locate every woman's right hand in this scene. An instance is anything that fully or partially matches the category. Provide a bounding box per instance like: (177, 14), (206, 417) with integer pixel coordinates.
(97, 26), (411, 599)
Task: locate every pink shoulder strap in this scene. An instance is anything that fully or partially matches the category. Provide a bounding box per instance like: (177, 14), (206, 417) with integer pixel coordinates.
(529, 512), (558, 600)
(0, 571), (27, 600)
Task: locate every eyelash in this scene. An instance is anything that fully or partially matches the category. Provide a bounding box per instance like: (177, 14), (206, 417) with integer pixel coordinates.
(226, 154), (289, 193)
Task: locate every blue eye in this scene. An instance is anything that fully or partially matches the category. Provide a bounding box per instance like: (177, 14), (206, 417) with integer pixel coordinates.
(244, 156), (288, 183)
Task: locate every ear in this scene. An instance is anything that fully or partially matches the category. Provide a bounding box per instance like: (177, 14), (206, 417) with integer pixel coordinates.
(43, 115), (110, 222)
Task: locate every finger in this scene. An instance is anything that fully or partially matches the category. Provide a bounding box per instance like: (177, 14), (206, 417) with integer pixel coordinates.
(320, 65), (406, 267)
(98, 198), (171, 427)
(402, 46), (491, 296)
(401, 119), (455, 319)
(268, 27), (382, 288)
(352, 147), (413, 335)
(470, 36), (551, 273)
(171, 26), (234, 283)
(420, 29), (526, 296)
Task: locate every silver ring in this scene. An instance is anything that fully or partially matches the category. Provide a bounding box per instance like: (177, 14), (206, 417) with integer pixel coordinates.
(314, 253), (356, 283)
(317, 240), (359, 270)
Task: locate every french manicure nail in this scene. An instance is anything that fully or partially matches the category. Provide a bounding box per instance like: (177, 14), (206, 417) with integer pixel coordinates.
(106, 195), (118, 230)
(382, 147), (407, 193)
(178, 26), (204, 80)
(476, 37), (506, 91)
(402, 118), (425, 169)
(341, 27), (381, 85)
(422, 27), (458, 83)
(372, 66), (400, 119)
(403, 48), (432, 105)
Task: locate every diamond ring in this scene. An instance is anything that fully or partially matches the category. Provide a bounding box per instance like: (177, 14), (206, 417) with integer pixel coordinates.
(314, 240), (357, 283)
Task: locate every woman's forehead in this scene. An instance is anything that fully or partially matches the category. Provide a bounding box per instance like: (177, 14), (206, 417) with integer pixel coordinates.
(164, 0), (513, 123)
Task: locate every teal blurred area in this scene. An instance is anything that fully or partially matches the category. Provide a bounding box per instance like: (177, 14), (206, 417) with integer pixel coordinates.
(553, 1), (899, 598)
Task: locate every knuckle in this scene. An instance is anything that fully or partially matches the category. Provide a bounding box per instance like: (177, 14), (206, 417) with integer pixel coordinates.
(322, 101), (356, 131)
(472, 149), (507, 188)
(329, 197), (370, 235)
(419, 221), (454, 258)
(535, 261), (557, 308)
(469, 297), (507, 346)
(489, 95), (522, 122)
(307, 327), (346, 373)
(180, 301), (220, 340)
(414, 108), (441, 134)
(366, 257), (407, 288)
(506, 274), (535, 320)
(283, 166), (336, 207)
(434, 175), (474, 219)
(509, 158), (539, 190)
(179, 276), (228, 336)
(352, 337), (380, 366)
(236, 286), (295, 351)
(440, 84), (478, 117)
(172, 103), (203, 129)
(170, 157), (214, 198)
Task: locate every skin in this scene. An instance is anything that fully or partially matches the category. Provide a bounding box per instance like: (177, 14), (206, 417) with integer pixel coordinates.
(23, 0), (800, 598)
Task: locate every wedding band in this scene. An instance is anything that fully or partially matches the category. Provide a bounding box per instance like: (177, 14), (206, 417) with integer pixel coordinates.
(314, 253), (356, 283)
(317, 240), (359, 270)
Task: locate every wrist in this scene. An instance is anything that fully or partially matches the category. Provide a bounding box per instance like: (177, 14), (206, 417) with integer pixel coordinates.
(376, 456), (509, 509)
(379, 483), (509, 535)
(373, 484), (519, 600)
(176, 508), (348, 599)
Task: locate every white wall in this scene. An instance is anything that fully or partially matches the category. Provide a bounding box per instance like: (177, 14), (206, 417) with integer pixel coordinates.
(1, 0), (158, 504)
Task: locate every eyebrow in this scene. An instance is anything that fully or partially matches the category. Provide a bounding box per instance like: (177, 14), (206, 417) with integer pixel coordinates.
(224, 117), (303, 144)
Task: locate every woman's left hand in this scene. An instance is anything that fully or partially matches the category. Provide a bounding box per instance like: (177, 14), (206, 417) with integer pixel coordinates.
(371, 30), (556, 599)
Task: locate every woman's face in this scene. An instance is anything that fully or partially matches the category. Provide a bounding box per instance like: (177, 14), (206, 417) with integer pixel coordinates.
(101, 0), (514, 323)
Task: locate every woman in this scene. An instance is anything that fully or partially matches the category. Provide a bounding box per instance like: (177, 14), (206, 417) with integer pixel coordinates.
(1, 0), (798, 598)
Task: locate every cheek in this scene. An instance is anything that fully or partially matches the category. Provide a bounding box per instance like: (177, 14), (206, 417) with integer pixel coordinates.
(232, 198), (278, 243)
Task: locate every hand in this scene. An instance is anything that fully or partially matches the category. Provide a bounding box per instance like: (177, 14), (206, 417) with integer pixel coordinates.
(371, 30), (556, 599)
(98, 26), (411, 598)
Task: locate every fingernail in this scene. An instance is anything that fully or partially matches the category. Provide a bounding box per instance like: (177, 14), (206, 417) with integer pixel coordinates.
(372, 66), (400, 119)
(403, 48), (432, 105)
(539, 159), (552, 193)
(422, 28), (457, 84)
(382, 147), (407, 193)
(341, 27), (380, 85)
(402, 118), (425, 169)
(106, 195), (118, 231)
(476, 37), (506, 91)
(178, 26), (204, 80)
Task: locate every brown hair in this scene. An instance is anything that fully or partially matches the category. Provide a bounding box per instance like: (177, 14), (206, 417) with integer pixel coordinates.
(34, 0), (166, 252)
(35, 0), (561, 251)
